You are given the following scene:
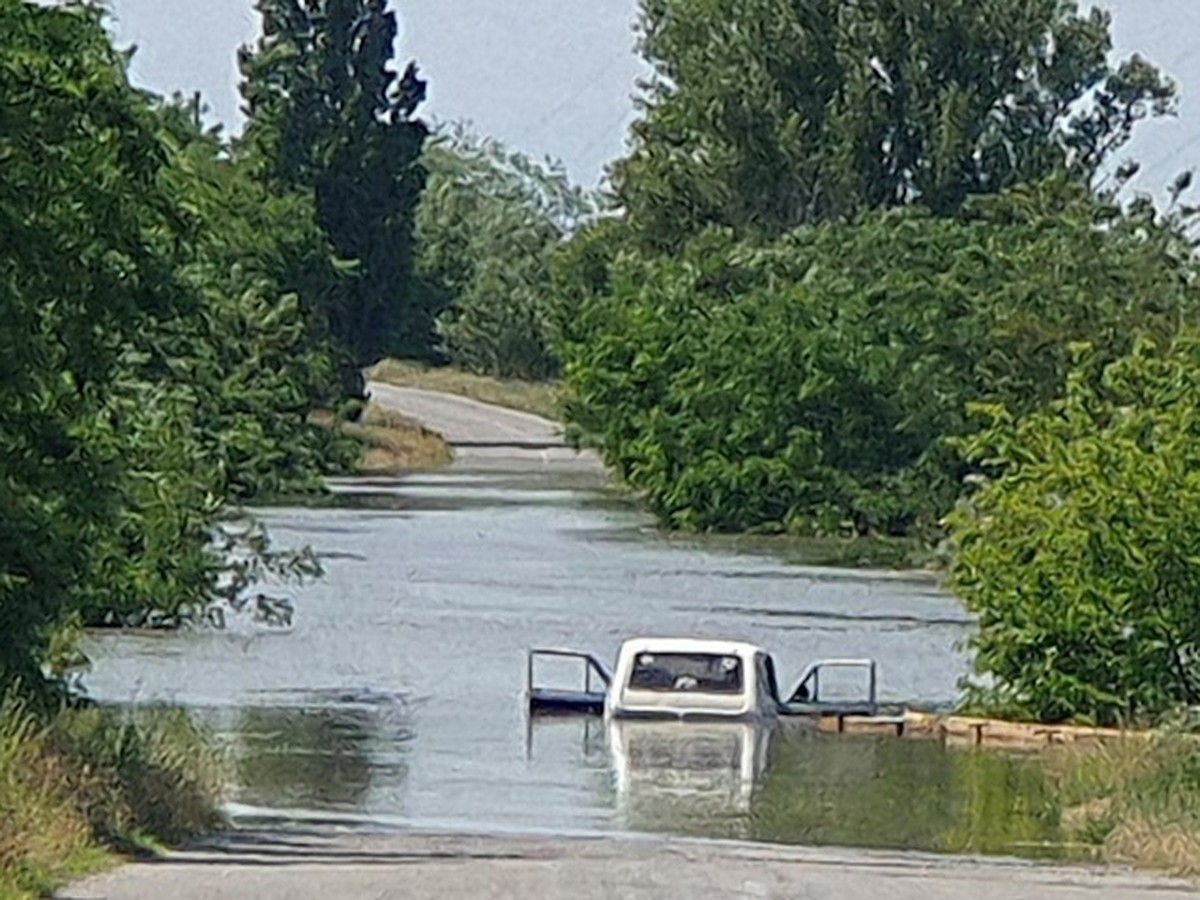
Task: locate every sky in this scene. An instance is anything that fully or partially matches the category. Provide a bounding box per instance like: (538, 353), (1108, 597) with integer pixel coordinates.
(100, 0), (1200, 196)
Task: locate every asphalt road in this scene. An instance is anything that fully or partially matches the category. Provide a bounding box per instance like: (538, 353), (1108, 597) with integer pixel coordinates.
(366, 381), (604, 471)
(60, 830), (1199, 900)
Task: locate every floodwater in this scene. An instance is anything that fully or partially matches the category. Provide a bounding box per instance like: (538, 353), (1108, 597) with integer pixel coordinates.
(82, 466), (1071, 858)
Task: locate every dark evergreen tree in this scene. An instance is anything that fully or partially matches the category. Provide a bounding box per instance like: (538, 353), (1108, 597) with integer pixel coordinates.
(239, 0), (434, 368)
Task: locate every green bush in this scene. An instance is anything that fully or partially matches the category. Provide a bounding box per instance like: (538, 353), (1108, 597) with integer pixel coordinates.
(561, 180), (1197, 538)
(949, 337), (1200, 725)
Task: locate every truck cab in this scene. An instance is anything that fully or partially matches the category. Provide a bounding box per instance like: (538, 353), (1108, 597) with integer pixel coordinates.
(607, 638), (777, 722)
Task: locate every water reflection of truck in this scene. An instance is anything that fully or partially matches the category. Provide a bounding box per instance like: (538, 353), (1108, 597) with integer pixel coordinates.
(609, 719), (769, 820)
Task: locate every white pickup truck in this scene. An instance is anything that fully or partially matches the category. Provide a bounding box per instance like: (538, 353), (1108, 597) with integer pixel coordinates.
(526, 636), (879, 722)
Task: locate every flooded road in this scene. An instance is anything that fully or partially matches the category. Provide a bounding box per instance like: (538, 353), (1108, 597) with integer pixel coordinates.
(82, 465), (1003, 851)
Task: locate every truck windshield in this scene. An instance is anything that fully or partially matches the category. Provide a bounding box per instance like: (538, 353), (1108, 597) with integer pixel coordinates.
(628, 653), (744, 694)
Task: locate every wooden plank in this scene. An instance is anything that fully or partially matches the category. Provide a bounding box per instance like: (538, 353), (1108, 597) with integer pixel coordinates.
(818, 710), (1153, 750)
(816, 715), (906, 736)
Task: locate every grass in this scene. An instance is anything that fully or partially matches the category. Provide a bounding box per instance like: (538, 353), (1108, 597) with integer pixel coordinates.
(367, 358), (564, 421)
(312, 404), (451, 474)
(1041, 735), (1200, 876)
(0, 693), (225, 900)
(0, 698), (98, 900)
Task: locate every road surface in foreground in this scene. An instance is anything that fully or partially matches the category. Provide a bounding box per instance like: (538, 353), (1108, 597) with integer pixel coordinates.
(61, 831), (1197, 900)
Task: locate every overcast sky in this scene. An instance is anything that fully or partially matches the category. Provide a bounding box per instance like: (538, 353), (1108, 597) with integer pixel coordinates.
(100, 0), (1199, 196)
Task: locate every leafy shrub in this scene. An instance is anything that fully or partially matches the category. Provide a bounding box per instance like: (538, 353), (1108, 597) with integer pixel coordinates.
(561, 180), (1197, 537)
(949, 338), (1200, 724)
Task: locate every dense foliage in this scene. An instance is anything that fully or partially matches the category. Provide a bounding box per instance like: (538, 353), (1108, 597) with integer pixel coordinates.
(73, 118), (352, 629)
(0, 1), (351, 695)
(416, 129), (598, 379)
(616, 0), (1174, 248)
(2, 0), (147, 687)
(239, 0), (433, 367)
(949, 338), (1200, 725)
(562, 180), (1198, 536)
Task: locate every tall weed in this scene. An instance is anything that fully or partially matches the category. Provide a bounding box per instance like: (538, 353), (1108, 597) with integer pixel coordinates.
(1048, 736), (1200, 874)
(0, 695), (225, 899)
(49, 705), (226, 847)
(0, 695), (99, 899)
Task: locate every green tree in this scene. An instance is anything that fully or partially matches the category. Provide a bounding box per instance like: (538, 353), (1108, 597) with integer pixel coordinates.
(73, 110), (350, 628)
(616, 0), (1174, 248)
(155, 109), (357, 500)
(561, 180), (1197, 536)
(0, 0), (185, 690)
(239, 0), (431, 367)
(949, 337), (1200, 726)
(417, 128), (598, 379)
(0, 2), (348, 688)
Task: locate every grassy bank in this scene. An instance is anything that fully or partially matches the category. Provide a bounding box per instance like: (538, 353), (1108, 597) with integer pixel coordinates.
(313, 404), (451, 474)
(1044, 736), (1200, 874)
(0, 695), (224, 900)
(368, 359), (564, 421)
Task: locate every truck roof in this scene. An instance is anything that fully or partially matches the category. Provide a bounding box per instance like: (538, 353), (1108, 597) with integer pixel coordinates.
(617, 637), (765, 660)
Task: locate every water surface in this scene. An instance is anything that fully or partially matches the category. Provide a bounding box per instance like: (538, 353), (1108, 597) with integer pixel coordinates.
(84, 467), (1051, 855)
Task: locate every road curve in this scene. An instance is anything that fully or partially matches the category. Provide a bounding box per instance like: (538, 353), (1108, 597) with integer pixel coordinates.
(366, 381), (604, 472)
(60, 830), (1198, 900)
